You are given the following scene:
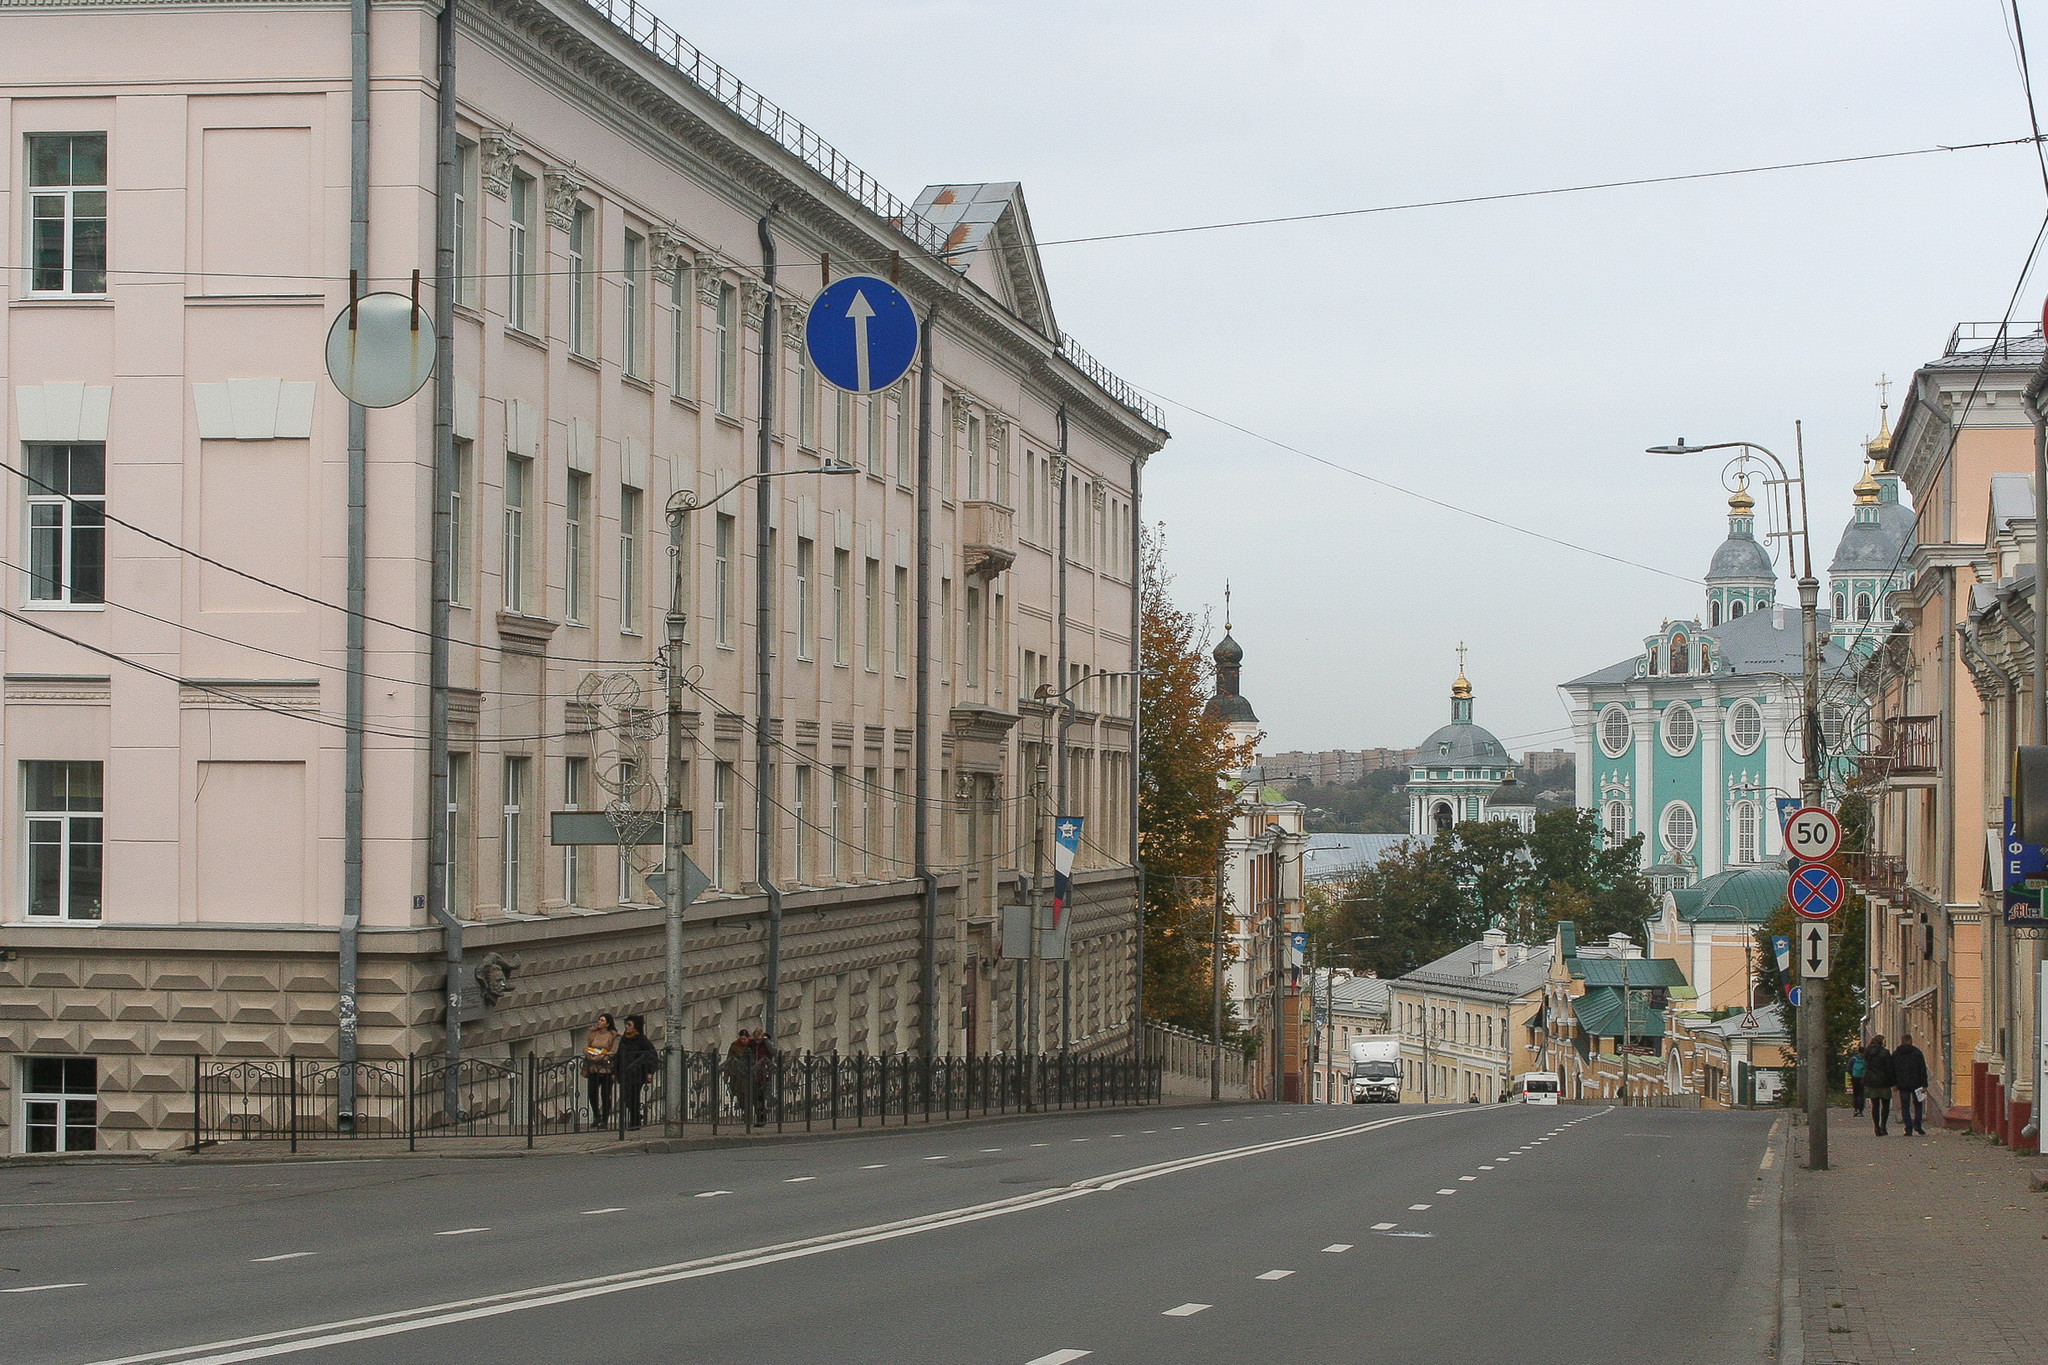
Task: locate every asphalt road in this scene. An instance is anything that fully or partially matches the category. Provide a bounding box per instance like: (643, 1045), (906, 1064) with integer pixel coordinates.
(3, 1100), (1783, 1365)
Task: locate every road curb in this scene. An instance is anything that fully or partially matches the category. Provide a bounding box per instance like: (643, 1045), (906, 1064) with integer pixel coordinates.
(1776, 1115), (1803, 1365)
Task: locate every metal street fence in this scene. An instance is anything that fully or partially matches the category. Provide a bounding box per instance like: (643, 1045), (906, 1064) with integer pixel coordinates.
(191, 1050), (1161, 1151)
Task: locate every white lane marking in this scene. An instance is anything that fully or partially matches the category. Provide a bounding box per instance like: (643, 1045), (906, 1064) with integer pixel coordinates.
(1169, 1127), (1185, 1131)
(88, 1108), (1482, 1365)
(1196, 1122), (1210, 1126)
(1220, 1119), (1233, 1123)
(694, 1191), (733, 1199)
(1256, 1270), (1294, 1280)
(1025, 1352), (1092, 1365)
(982, 1148), (1003, 1153)
(1383, 1230), (1435, 1238)
(1111, 1134), (1126, 1138)
(250, 1253), (318, 1263)
(923, 1155), (950, 1161)
(2, 1282), (88, 1293)
(1458, 1176), (1477, 1182)
(861, 1164), (888, 1170)
(1323, 1244), (1352, 1253)
(1031, 1143), (1051, 1148)
(0, 1199), (137, 1207)
(784, 1177), (816, 1184)
(1409, 1203), (1432, 1210)
(1479, 1165), (1494, 1170)
(1141, 1130), (1157, 1134)
(1070, 1138), (1090, 1143)
(1162, 1303), (1211, 1317)
(580, 1209), (626, 1216)
(1759, 1148), (1775, 1171)
(435, 1228), (489, 1236)
(1371, 1222), (1398, 1230)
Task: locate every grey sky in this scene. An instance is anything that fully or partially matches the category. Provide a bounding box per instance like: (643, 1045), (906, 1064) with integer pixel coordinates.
(654, 1), (2047, 756)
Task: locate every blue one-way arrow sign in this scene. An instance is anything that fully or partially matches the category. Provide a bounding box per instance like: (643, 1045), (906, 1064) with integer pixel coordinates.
(806, 275), (919, 395)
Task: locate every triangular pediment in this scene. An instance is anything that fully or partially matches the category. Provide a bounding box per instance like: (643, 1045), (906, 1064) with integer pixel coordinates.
(912, 182), (1057, 338)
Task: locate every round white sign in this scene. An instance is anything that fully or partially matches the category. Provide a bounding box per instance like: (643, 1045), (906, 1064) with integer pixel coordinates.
(324, 292), (436, 408)
(1784, 805), (1842, 863)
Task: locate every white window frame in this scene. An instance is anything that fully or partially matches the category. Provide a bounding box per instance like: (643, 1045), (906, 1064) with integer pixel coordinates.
(508, 171), (534, 332)
(1660, 701), (1697, 757)
(23, 759), (103, 921)
(714, 281), (737, 415)
(619, 485), (642, 633)
(1728, 700), (1764, 755)
(1661, 800), (1697, 858)
(453, 138), (477, 308)
(450, 439), (471, 607)
(24, 442), (105, 608)
(569, 204), (595, 357)
(832, 548), (850, 667)
(564, 470), (589, 624)
(669, 264), (692, 397)
(795, 536), (815, 661)
(1734, 799), (1759, 865)
(27, 132), (107, 298)
(864, 558), (881, 673)
(715, 513), (735, 647)
(563, 755), (587, 905)
(622, 230), (646, 377)
(894, 383), (911, 485)
(501, 756), (528, 914)
(19, 1056), (97, 1153)
(792, 764), (810, 885)
(502, 454), (530, 613)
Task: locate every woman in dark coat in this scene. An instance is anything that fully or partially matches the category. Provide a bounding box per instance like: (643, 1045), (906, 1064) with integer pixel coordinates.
(615, 1015), (659, 1131)
(1861, 1036), (1895, 1137)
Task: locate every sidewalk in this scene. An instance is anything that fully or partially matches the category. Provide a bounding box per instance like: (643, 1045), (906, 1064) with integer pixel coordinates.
(1787, 1104), (2048, 1362)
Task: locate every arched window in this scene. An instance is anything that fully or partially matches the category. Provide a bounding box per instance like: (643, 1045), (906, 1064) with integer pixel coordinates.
(1856, 592), (1872, 621)
(1728, 699), (1764, 754)
(1730, 600), (1746, 619)
(1599, 704), (1632, 757)
(1734, 801), (1759, 865)
(1431, 802), (1454, 836)
(1709, 599), (1721, 627)
(1661, 701), (1697, 756)
(1669, 632), (1690, 675)
(1662, 801), (1697, 858)
(1603, 800), (1629, 848)
(1834, 592), (1846, 619)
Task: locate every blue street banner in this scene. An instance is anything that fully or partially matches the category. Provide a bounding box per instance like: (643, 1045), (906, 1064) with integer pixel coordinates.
(2003, 797), (2047, 926)
(1772, 935), (1792, 978)
(1776, 797), (1801, 836)
(1052, 815), (1083, 929)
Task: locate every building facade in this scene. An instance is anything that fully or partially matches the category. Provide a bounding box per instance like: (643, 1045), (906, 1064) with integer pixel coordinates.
(0, 0), (1164, 1150)
(1391, 928), (1550, 1104)
(1406, 665), (1519, 838)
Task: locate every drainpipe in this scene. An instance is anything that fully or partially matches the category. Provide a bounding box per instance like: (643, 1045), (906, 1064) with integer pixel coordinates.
(1055, 405), (1070, 1052)
(1129, 451), (1143, 1057)
(427, 0), (462, 1117)
(915, 309), (938, 1054)
(2025, 362), (2048, 1137)
(755, 211), (781, 1048)
(338, 0), (369, 1129)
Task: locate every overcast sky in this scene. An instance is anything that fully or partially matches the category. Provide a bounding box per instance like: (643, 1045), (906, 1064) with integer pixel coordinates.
(652, 1), (2048, 757)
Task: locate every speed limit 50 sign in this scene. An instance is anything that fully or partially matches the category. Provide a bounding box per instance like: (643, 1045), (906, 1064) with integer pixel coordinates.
(1784, 805), (1842, 863)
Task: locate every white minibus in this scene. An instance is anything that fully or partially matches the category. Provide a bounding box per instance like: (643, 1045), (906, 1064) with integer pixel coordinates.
(1509, 1072), (1561, 1105)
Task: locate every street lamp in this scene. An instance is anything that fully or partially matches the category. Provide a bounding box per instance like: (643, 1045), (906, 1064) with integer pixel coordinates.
(1647, 431), (1826, 1167)
(660, 460), (857, 1111)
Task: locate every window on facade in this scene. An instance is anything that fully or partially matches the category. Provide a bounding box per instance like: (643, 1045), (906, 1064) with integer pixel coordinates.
(965, 586), (984, 690)
(508, 171), (534, 331)
(864, 558), (882, 672)
(796, 536), (815, 661)
(713, 761), (736, 888)
(1709, 599), (1721, 627)
(1662, 801), (1697, 858)
(564, 470), (589, 623)
(25, 760), (102, 921)
(454, 139), (477, 307)
(966, 414), (982, 500)
(502, 454), (530, 613)
(894, 566), (909, 676)
(26, 443), (105, 605)
(832, 549), (851, 666)
(446, 752), (472, 916)
(1822, 704), (1848, 755)
(569, 204), (594, 356)
(895, 385), (911, 485)
(622, 230), (645, 377)
(1735, 800), (1759, 865)
(797, 337), (817, 448)
(619, 486), (641, 632)
(562, 756), (588, 905)
(714, 282), (737, 415)
(1729, 700), (1763, 754)
(1856, 591), (1872, 622)
(669, 265), (691, 396)
(29, 133), (106, 295)
(1662, 701), (1696, 756)
(1730, 599), (1746, 619)
(792, 764), (810, 884)
(868, 397), (885, 477)
(450, 439), (472, 606)
(21, 1057), (97, 1152)
(1834, 592), (1846, 619)
(501, 756), (528, 914)
(1602, 800), (1629, 848)
(1598, 704), (1631, 758)
(715, 513), (735, 646)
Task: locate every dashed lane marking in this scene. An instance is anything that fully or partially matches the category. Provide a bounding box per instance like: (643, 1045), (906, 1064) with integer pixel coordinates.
(1408, 1204), (1432, 1210)
(695, 1191), (733, 1199)
(434, 1229), (489, 1236)
(1323, 1244), (1353, 1253)
(1371, 1223), (1398, 1231)
(251, 1253), (318, 1263)
(861, 1165), (888, 1170)
(1024, 1352), (1092, 1365)
(785, 1178), (817, 1184)
(2, 1283), (88, 1293)
(1256, 1270), (1294, 1280)
(1162, 1303), (1211, 1317)
(1458, 1176), (1477, 1182)
(924, 1156), (950, 1161)
(580, 1209), (626, 1215)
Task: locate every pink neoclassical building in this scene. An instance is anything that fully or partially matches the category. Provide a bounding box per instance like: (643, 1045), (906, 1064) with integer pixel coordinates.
(0, 0), (1164, 1151)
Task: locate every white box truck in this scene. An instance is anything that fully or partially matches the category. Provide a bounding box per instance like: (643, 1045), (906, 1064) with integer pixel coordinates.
(1348, 1036), (1402, 1103)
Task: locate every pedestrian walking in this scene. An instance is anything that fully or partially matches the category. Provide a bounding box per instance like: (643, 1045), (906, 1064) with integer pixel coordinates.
(749, 1028), (777, 1125)
(616, 1015), (658, 1130)
(582, 1012), (619, 1127)
(1849, 1046), (1866, 1118)
(1862, 1035), (1895, 1137)
(1891, 1033), (1930, 1136)
(726, 1029), (757, 1126)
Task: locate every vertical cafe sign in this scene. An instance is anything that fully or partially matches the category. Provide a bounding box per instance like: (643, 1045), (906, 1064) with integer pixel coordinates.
(2002, 797), (2046, 926)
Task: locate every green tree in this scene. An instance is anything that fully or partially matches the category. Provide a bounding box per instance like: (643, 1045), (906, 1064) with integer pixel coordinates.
(1138, 530), (1251, 1034)
(1525, 807), (1655, 943)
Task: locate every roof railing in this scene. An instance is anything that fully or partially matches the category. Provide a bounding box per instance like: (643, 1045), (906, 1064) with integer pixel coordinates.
(580, 0), (1163, 430)
(1945, 320), (2047, 358)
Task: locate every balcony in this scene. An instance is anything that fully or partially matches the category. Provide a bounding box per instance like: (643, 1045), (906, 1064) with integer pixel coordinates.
(961, 500), (1015, 581)
(1844, 851), (1906, 898)
(1879, 716), (1940, 776)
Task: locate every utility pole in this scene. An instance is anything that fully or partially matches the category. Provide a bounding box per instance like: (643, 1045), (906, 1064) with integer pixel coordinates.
(753, 211), (782, 1056)
(1421, 992), (1432, 1103)
(1055, 405), (1072, 1055)
(1620, 952), (1631, 1106)
(1211, 840), (1225, 1101)
(1795, 421), (1827, 1170)
(1269, 867), (1283, 1104)
(663, 490), (690, 1116)
(1028, 732), (1046, 1104)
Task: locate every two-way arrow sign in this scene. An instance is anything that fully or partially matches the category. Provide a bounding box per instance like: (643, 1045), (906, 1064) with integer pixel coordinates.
(1802, 923), (1831, 979)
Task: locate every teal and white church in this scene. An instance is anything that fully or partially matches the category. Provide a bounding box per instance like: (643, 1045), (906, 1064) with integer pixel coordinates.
(1560, 451), (1909, 890)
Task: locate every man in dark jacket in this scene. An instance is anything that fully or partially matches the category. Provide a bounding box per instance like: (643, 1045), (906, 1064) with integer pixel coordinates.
(1862, 1037), (1895, 1137)
(1891, 1033), (1930, 1136)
